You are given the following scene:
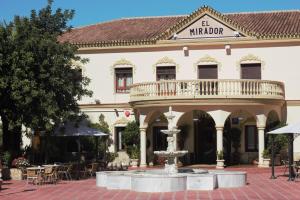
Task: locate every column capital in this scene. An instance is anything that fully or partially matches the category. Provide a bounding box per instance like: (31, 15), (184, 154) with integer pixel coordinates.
(257, 126), (265, 131)
(215, 126), (224, 131)
(139, 127), (147, 132)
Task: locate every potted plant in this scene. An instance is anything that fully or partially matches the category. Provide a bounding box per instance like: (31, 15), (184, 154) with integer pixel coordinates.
(216, 150), (225, 169)
(10, 157), (30, 180)
(1, 151), (12, 180)
(128, 146), (139, 168)
(122, 121), (140, 167)
(262, 149), (271, 167)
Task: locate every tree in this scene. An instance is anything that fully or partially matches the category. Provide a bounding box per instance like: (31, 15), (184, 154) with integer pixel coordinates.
(0, 0), (92, 153)
(123, 121), (140, 159)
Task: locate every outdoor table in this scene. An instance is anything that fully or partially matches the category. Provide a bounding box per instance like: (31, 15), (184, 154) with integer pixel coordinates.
(27, 167), (45, 184)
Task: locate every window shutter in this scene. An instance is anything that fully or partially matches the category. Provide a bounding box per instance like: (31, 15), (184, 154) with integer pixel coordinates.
(198, 65), (218, 79)
(241, 63), (261, 79)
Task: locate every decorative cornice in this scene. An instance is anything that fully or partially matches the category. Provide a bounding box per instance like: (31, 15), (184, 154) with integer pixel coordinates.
(193, 55), (221, 72)
(80, 103), (131, 109)
(236, 54), (265, 70)
(110, 58), (136, 75)
(152, 56), (180, 74)
(114, 117), (130, 125)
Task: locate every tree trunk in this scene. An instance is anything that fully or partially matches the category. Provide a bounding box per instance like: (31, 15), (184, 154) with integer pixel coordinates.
(0, 113), (22, 155)
(1, 114), (10, 152)
(11, 126), (22, 155)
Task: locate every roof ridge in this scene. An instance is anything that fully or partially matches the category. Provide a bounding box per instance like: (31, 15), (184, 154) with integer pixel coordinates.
(72, 18), (128, 30)
(225, 9), (300, 15)
(72, 9), (300, 30)
(120, 15), (187, 20)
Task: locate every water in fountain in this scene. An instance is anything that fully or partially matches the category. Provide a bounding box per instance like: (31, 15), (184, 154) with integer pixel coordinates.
(154, 106), (188, 174)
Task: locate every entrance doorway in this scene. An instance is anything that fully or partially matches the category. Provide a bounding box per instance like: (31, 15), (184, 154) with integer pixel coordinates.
(193, 111), (216, 164)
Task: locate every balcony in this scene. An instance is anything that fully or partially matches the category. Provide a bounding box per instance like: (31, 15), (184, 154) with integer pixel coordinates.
(130, 79), (285, 103)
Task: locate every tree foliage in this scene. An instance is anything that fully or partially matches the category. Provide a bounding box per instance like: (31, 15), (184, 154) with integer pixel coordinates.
(0, 0), (92, 151)
(89, 114), (110, 134)
(122, 121), (140, 158)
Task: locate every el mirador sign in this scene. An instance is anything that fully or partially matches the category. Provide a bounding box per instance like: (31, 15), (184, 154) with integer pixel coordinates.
(175, 15), (242, 39)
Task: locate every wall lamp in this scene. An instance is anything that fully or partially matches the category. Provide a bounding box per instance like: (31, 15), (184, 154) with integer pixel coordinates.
(183, 46), (189, 57)
(225, 44), (231, 55)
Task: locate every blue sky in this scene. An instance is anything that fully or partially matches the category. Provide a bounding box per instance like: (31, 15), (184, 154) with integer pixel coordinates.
(1, 0), (300, 27)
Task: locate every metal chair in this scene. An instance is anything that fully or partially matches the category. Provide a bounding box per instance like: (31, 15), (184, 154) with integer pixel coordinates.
(282, 160), (289, 176)
(58, 164), (73, 180)
(26, 169), (38, 184)
(43, 166), (58, 184)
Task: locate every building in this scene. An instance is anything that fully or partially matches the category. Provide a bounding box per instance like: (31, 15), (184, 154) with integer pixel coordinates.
(60, 6), (300, 167)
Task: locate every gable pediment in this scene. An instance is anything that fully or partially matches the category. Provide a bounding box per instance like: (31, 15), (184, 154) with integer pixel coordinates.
(175, 14), (243, 39)
(156, 6), (252, 41)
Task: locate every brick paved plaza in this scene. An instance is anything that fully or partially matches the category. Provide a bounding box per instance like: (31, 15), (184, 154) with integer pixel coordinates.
(1, 167), (300, 200)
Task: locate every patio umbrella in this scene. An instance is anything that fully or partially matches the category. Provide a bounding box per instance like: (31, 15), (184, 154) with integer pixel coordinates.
(52, 120), (108, 179)
(267, 122), (300, 181)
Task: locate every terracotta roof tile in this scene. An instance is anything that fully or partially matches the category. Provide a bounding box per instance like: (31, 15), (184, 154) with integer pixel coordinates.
(59, 16), (184, 44)
(226, 11), (300, 36)
(59, 10), (300, 45)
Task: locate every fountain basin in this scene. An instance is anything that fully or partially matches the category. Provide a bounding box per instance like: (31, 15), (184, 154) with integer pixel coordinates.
(161, 129), (181, 135)
(153, 150), (188, 158)
(96, 169), (247, 192)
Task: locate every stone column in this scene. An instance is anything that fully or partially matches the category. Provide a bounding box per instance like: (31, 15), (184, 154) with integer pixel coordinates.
(216, 126), (224, 169)
(216, 126), (224, 154)
(258, 126), (265, 167)
(140, 127), (147, 167)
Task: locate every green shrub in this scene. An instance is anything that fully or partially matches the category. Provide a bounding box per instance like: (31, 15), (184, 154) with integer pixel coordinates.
(2, 151), (12, 167)
(262, 149), (270, 159)
(123, 121), (140, 158)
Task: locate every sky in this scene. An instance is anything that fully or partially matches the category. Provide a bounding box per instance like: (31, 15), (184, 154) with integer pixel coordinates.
(1, 0), (300, 27)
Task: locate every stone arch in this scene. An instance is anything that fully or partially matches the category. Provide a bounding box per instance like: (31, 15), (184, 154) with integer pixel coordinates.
(265, 110), (281, 132)
(222, 109), (258, 165)
(186, 110), (217, 164)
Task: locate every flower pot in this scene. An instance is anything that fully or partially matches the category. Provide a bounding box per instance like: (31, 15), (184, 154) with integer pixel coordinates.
(216, 159), (225, 169)
(1, 167), (11, 180)
(262, 158), (271, 168)
(10, 168), (23, 180)
(130, 159), (139, 168)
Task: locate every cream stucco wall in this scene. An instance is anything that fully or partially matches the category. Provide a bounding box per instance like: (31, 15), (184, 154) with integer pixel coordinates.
(78, 43), (300, 159)
(79, 45), (300, 105)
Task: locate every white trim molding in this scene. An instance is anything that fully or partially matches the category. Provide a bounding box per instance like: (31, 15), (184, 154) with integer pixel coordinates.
(236, 54), (265, 71)
(193, 55), (221, 72)
(152, 56), (180, 74)
(110, 58), (136, 75)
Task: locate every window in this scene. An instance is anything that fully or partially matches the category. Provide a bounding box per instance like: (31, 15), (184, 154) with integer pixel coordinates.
(198, 65), (218, 79)
(241, 63), (261, 79)
(156, 66), (176, 81)
(198, 65), (218, 95)
(115, 127), (125, 151)
(245, 125), (258, 152)
(115, 68), (132, 93)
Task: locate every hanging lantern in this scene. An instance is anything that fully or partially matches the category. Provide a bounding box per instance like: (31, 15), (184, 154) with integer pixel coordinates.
(124, 110), (130, 117)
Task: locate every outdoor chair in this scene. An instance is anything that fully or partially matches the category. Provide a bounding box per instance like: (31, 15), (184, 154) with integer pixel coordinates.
(20, 167), (27, 180)
(79, 164), (89, 178)
(282, 160), (289, 176)
(294, 162), (300, 181)
(26, 169), (39, 184)
(87, 163), (99, 177)
(58, 164), (73, 180)
(43, 166), (58, 184)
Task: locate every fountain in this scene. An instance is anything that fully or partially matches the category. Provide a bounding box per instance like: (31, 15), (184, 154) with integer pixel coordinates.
(96, 107), (247, 192)
(154, 106), (188, 174)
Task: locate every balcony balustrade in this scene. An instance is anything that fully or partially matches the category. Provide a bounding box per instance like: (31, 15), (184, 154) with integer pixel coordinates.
(130, 79), (285, 102)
